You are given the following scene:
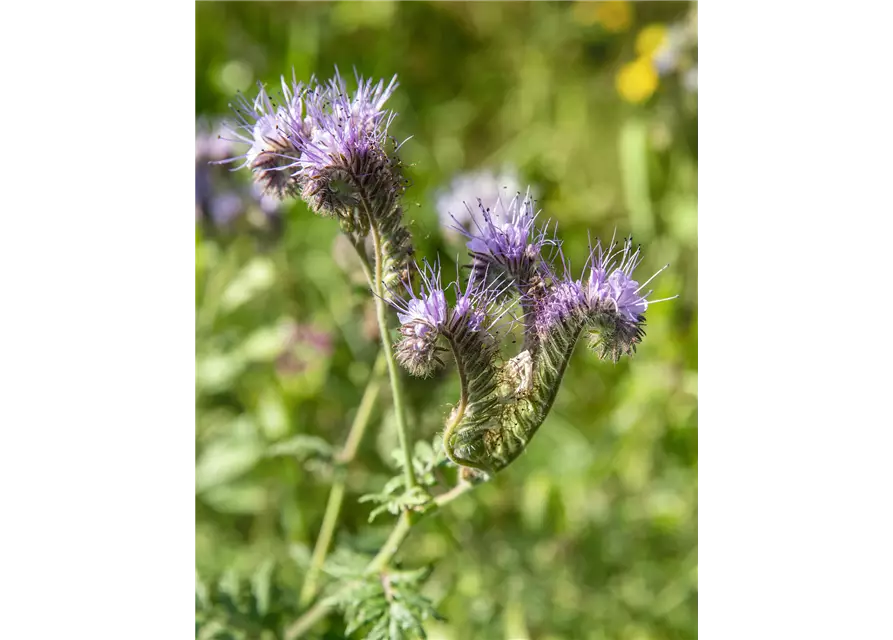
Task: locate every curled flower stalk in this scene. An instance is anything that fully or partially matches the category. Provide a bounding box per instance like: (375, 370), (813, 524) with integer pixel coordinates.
(388, 262), (510, 473)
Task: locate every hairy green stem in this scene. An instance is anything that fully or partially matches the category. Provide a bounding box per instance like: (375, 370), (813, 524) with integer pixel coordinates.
(367, 511), (413, 573)
(299, 352), (387, 606)
(440, 338), (468, 466)
(348, 186), (417, 492)
(285, 482), (475, 639)
(440, 336), (487, 471)
(368, 225), (417, 490)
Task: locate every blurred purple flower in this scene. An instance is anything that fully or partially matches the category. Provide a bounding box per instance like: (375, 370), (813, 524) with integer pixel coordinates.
(651, 13), (697, 95)
(250, 182), (283, 216)
(435, 167), (533, 236)
(276, 322), (334, 376)
(195, 123), (237, 161)
(208, 192), (246, 227)
(196, 118), (282, 231)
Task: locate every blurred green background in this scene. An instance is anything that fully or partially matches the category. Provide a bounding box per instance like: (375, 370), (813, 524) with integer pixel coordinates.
(196, 2), (697, 638)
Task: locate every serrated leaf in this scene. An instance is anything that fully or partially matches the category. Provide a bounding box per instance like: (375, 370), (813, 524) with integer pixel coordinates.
(361, 484), (433, 523)
(323, 547), (371, 579)
(332, 564), (439, 640)
(346, 599), (383, 636)
(388, 612), (401, 640)
(391, 440), (443, 488)
(365, 502), (393, 524)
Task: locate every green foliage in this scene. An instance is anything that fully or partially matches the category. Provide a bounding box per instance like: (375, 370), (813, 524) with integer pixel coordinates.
(267, 434), (337, 480)
(324, 550), (441, 640)
(360, 440), (444, 523)
(196, 564), (301, 640)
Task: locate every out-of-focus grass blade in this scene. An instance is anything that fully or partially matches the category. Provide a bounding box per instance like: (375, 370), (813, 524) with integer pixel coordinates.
(619, 118), (655, 238)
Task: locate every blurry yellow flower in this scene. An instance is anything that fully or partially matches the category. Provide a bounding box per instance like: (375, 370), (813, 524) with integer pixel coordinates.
(635, 24), (668, 59)
(616, 57), (658, 104)
(573, 1), (632, 33)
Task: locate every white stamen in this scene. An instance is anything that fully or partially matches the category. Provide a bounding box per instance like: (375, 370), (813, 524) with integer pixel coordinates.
(635, 264), (670, 293)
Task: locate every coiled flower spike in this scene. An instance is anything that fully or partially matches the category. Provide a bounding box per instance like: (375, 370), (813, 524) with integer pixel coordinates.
(405, 191), (677, 479)
(388, 261), (519, 473)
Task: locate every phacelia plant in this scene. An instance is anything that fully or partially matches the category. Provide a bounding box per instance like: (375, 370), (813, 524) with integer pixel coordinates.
(212, 67), (675, 639)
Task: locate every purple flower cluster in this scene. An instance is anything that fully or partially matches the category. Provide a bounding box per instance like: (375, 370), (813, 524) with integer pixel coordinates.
(458, 189), (557, 288)
(531, 234), (674, 361)
(388, 261), (502, 377)
(445, 184), (674, 362)
(218, 69), (402, 219)
(221, 77), (307, 200)
(584, 237), (655, 323)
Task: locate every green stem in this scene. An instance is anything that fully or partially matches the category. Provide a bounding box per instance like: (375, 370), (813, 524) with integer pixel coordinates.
(298, 352), (387, 607)
(284, 482), (475, 640)
(298, 482), (345, 607)
(341, 353), (387, 462)
(366, 510), (413, 573)
(440, 338), (467, 459)
(440, 336), (482, 470)
(356, 225), (417, 490)
(347, 178), (417, 490)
